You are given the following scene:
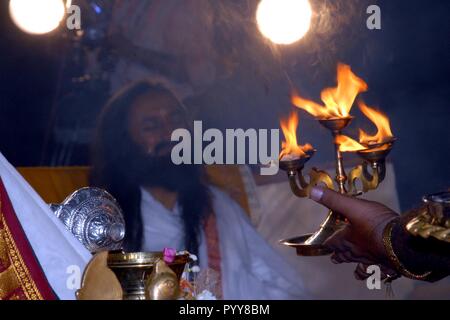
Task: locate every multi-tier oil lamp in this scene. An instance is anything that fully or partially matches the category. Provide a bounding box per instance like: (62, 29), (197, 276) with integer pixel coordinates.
(279, 63), (397, 256)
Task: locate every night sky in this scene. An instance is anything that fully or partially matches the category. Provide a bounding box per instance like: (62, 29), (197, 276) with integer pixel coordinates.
(0, 0), (449, 210)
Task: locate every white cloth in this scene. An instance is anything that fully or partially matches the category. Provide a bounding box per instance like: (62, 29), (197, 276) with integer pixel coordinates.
(141, 187), (209, 270)
(0, 153), (91, 300)
(140, 186), (310, 299)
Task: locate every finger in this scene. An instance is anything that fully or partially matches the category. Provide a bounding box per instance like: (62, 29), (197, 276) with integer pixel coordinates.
(346, 254), (375, 265)
(344, 246), (378, 264)
(341, 251), (357, 262)
(331, 249), (376, 265)
(354, 264), (371, 280)
(324, 227), (353, 251)
(330, 253), (347, 264)
(354, 264), (367, 280)
(326, 230), (378, 264)
(330, 252), (355, 264)
(310, 187), (373, 224)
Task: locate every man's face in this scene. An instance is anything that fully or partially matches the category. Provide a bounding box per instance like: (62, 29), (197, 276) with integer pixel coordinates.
(128, 91), (186, 156)
(125, 91), (201, 191)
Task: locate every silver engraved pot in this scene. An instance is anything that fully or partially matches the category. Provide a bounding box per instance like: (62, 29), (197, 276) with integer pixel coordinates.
(51, 187), (125, 253)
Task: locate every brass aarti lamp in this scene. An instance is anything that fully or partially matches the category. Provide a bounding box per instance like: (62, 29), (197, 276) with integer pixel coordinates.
(279, 64), (396, 256)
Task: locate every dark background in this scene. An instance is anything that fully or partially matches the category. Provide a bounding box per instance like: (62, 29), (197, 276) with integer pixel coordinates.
(0, 0), (449, 210)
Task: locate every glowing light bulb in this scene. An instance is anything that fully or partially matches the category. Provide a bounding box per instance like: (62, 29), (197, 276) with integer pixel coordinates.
(9, 0), (66, 35)
(256, 0), (313, 45)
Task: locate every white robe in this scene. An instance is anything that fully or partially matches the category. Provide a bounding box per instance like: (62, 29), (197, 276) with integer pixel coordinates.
(0, 150), (308, 299)
(0, 153), (91, 300)
(141, 186), (310, 299)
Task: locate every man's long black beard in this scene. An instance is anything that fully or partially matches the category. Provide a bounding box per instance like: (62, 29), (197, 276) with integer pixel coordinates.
(126, 145), (211, 257)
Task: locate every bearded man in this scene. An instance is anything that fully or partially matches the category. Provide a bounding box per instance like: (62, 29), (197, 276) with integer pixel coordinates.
(90, 80), (309, 299)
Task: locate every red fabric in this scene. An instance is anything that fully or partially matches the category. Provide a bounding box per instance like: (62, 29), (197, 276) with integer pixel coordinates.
(0, 178), (56, 300)
(203, 213), (223, 296)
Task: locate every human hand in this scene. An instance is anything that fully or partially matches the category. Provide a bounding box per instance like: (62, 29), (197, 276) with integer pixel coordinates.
(310, 187), (399, 278)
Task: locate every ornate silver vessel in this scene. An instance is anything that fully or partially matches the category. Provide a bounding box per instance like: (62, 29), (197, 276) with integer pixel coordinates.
(51, 187), (126, 252)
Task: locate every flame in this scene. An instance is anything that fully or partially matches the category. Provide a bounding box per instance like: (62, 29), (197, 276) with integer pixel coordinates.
(358, 101), (394, 145)
(279, 112), (313, 160)
(292, 63), (368, 119)
(336, 102), (394, 152)
(335, 135), (367, 152)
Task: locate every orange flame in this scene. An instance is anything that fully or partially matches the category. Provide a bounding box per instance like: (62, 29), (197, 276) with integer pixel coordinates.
(279, 112), (313, 160)
(358, 101), (394, 145)
(292, 63), (368, 119)
(335, 135), (367, 152)
(336, 102), (395, 152)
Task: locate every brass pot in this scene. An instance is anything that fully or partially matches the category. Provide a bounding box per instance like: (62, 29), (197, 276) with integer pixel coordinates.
(407, 191), (450, 243)
(107, 251), (190, 300)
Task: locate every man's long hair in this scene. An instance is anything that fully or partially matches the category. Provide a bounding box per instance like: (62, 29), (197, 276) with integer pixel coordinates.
(90, 81), (211, 254)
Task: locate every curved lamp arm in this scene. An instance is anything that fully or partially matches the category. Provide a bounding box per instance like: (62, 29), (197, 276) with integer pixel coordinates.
(347, 161), (387, 194)
(288, 168), (335, 198)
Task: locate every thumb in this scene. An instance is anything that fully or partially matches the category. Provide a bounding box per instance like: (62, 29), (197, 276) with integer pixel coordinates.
(310, 187), (372, 225)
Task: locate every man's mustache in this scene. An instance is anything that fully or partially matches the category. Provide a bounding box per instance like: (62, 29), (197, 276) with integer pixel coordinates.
(152, 141), (178, 156)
